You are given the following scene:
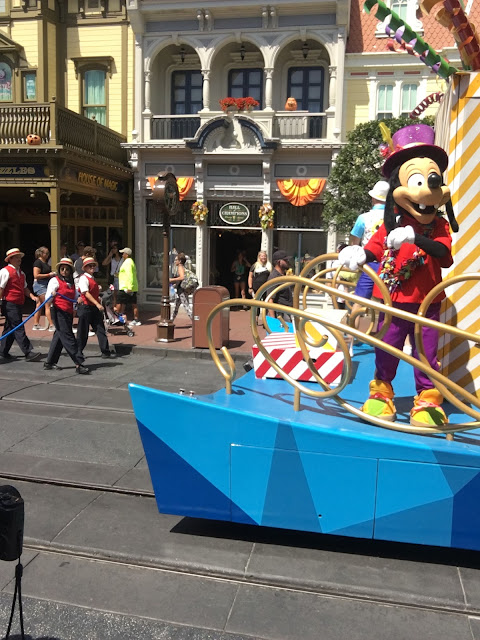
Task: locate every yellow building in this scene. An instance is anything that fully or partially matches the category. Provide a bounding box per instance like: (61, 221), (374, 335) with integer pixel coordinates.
(0, 0), (134, 282)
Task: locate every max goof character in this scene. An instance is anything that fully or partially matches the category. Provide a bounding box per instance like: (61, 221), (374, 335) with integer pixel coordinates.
(339, 124), (457, 427)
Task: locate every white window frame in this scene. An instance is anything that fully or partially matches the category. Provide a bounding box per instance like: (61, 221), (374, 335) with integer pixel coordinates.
(400, 82), (418, 117)
(371, 78), (422, 120)
(376, 83), (394, 120)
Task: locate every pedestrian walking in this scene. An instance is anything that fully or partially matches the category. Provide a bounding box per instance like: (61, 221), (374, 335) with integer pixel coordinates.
(0, 248), (41, 362)
(116, 248), (141, 326)
(32, 246), (55, 331)
(266, 250), (293, 321)
(169, 252), (193, 321)
(248, 250), (272, 321)
(102, 240), (123, 305)
(44, 258), (89, 374)
(76, 257), (115, 360)
(231, 250), (251, 306)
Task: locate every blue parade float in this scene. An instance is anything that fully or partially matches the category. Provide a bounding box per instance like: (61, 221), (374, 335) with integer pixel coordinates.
(130, 118), (480, 552)
(129, 272), (480, 552)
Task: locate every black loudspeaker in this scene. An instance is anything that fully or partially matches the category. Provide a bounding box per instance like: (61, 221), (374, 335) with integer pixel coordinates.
(0, 486), (24, 562)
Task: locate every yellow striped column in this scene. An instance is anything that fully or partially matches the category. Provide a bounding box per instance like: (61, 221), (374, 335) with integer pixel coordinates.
(439, 72), (480, 395)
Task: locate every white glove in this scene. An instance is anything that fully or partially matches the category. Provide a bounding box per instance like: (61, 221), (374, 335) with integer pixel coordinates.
(338, 245), (367, 272)
(386, 225), (415, 250)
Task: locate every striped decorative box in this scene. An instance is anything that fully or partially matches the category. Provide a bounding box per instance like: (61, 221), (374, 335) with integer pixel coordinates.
(252, 332), (344, 384)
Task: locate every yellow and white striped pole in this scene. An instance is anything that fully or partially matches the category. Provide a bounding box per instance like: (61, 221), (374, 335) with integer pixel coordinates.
(438, 72), (480, 395)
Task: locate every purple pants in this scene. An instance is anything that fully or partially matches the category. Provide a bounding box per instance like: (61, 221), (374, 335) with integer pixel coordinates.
(375, 302), (441, 394)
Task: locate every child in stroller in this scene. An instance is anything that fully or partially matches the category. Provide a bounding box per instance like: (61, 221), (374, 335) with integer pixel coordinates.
(101, 285), (134, 337)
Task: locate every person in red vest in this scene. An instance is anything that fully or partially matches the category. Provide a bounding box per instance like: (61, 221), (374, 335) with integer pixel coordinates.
(76, 256), (115, 362)
(44, 257), (90, 374)
(0, 248), (41, 362)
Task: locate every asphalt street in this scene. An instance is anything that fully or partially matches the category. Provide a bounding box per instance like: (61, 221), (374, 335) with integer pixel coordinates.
(0, 345), (480, 640)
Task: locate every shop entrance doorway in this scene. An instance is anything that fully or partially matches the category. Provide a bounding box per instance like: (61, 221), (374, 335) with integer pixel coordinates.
(20, 223), (51, 289)
(211, 229), (262, 296)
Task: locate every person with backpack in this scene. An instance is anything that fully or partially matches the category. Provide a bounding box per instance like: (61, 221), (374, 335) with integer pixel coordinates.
(170, 252), (196, 322)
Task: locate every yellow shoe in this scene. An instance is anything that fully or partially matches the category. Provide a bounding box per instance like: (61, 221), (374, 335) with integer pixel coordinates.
(362, 379), (396, 421)
(410, 389), (448, 427)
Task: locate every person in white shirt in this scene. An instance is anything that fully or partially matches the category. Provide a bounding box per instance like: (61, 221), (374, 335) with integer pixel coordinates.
(0, 248), (41, 362)
(44, 258), (89, 374)
(76, 257), (114, 362)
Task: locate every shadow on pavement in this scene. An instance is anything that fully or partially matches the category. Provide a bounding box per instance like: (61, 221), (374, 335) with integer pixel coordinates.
(8, 636), (64, 640)
(171, 516), (480, 569)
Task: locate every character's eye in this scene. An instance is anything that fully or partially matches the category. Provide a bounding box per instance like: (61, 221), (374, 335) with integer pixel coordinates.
(407, 173), (425, 189)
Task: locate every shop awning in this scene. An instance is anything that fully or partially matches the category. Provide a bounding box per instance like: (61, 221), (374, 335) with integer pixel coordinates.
(277, 178), (326, 207)
(146, 176), (194, 201)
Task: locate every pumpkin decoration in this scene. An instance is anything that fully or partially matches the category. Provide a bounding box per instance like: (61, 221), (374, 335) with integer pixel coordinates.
(285, 97), (298, 111)
(26, 133), (41, 145)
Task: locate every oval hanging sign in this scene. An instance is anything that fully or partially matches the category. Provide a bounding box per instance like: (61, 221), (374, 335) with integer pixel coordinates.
(219, 202), (250, 225)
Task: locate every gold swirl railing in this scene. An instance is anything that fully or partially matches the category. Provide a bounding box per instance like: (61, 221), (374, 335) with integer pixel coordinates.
(206, 253), (480, 439)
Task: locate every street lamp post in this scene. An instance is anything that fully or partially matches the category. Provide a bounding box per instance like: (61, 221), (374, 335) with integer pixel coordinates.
(152, 172), (179, 342)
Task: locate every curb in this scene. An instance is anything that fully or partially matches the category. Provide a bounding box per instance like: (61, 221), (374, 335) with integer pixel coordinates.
(29, 338), (251, 363)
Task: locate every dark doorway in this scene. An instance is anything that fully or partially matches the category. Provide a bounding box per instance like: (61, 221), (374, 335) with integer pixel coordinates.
(211, 229), (262, 295)
(20, 223), (51, 289)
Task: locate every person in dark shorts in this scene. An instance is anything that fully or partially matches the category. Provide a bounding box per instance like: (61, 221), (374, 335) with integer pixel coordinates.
(231, 250), (250, 306)
(116, 248), (141, 326)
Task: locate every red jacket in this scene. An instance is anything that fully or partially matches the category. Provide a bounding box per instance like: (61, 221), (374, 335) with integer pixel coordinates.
(3, 265), (25, 305)
(365, 215), (453, 304)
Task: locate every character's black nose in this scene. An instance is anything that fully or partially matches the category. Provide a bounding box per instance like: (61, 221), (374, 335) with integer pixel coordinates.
(428, 172), (442, 189)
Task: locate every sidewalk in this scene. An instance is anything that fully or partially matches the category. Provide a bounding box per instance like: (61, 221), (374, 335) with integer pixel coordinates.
(12, 304), (265, 359)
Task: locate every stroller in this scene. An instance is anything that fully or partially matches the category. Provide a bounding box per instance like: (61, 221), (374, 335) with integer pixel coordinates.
(101, 285), (135, 338)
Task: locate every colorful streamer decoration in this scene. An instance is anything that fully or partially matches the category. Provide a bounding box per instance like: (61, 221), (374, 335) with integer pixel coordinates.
(277, 179), (326, 207)
(363, 0), (458, 78)
(409, 91), (444, 118)
(420, 0), (480, 71)
(147, 176), (194, 201)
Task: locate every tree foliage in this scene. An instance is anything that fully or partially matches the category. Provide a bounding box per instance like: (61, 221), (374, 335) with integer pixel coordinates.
(323, 116), (435, 233)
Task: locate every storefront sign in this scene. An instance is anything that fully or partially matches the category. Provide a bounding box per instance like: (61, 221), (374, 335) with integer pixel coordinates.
(77, 171), (120, 192)
(0, 165), (48, 178)
(219, 202), (250, 225)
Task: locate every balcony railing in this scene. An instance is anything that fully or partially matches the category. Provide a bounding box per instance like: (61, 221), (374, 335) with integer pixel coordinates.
(148, 112), (328, 141)
(0, 101), (127, 165)
(151, 115), (201, 140)
(273, 113), (326, 139)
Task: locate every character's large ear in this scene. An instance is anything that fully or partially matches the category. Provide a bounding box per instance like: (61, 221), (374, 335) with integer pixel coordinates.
(445, 200), (459, 232)
(384, 167), (401, 235)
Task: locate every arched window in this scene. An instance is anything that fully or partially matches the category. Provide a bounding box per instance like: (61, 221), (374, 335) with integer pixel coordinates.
(0, 60), (13, 102)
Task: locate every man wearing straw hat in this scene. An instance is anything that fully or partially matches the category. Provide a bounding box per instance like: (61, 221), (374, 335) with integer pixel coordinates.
(0, 248), (42, 362)
(44, 257), (90, 374)
(76, 256), (114, 361)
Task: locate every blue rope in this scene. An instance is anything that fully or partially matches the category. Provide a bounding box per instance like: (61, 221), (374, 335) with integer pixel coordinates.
(0, 291), (77, 342)
(0, 295), (54, 342)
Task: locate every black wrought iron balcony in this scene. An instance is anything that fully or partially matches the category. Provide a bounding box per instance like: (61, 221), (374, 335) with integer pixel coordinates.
(0, 101), (128, 165)
(151, 115), (201, 140)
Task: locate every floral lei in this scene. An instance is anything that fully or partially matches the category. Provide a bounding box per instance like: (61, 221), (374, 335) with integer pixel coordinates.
(380, 219), (434, 293)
